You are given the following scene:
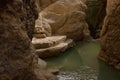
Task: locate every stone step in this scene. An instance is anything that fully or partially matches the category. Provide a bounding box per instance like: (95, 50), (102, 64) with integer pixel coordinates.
(32, 36), (67, 49)
(35, 39), (74, 58)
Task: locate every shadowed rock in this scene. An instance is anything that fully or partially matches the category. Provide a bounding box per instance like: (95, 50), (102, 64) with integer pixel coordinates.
(99, 0), (120, 70)
(0, 0), (58, 80)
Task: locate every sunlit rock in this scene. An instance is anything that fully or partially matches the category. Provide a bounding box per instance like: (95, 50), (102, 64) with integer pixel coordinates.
(34, 14), (52, 38)
(39, 0), (90, 41)
(32, 36), (74, 58)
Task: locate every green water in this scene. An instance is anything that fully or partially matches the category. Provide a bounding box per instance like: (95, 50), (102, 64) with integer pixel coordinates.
(44, 41), (120, 80)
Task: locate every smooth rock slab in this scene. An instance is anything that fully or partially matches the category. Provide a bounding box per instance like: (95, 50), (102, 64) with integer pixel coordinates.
(36, 39), (74, 58)
(32, 36), (67, 49)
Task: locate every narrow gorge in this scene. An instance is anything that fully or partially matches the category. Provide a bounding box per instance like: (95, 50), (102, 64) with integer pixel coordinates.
(0, 0), (120, 80)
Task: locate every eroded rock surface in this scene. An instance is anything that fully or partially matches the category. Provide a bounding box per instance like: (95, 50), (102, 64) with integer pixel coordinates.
(35, 0), (90, 41)
(0, 0), (58, 80)
(35, 0), (58, 11)
(34, 15), (52, 38)
(99, 0), (120, 70)
(32, 0), (90, 58)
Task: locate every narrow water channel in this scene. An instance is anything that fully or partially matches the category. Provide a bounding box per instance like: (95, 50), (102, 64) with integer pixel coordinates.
(44, 41), (120, 80)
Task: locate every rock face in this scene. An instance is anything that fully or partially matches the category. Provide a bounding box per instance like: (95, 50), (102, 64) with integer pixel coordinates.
(35, 0), (58, 11)
(99, 0), (120, 70)
(32, 0), (90, 58)
(0, 0), (57, 80)
(34, 15), (52, 38)
(86, 0), (106, 39)
(23, 0), (38, 40)
(36, 0), (90, 41)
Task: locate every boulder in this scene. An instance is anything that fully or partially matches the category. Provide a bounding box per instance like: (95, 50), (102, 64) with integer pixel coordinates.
(40, 0), (90, 41)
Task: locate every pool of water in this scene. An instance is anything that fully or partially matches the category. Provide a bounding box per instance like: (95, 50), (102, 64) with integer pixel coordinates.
(44, 41), (120, 80)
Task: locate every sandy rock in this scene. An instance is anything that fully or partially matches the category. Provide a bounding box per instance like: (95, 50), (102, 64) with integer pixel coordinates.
(33, 33), (47, 38)
(32, 36), (67, 49)
(34, 14), (52, 38)
(40, 0), (90, 41)
(36, 39), (74, 58)
(99, 0), (120, 70)
(35, 0), (58, 11)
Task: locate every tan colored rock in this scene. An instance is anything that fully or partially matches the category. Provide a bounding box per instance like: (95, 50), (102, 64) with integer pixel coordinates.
(36, 39), (74, 58)
(32, 36), (67, 49)
(32, 35), (74, 58)
(34, 14), (52, 38)
(33, 33), (47, 38)
(56, 11), (89, 41)
(40, 0), (90, 41)
(35, 0), (58, 11)
(99, 0), (120, 70)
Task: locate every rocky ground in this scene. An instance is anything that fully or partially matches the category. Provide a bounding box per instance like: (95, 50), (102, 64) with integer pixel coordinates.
(57, 67), (98, 80)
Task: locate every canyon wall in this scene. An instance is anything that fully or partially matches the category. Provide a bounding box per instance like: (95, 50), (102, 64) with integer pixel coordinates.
(86, 0), (106, 38)
(99, 0), (120, 70)
(0, 0), (57, 80)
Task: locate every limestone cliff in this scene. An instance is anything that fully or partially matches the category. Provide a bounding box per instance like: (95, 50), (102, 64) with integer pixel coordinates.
(99, 0), (120, 70)
(0, 0), (57, 80)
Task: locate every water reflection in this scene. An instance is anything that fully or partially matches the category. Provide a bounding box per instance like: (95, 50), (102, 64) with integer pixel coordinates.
(98, 60), (120, 80)
(45, 47), (83, 70)
(44, 41), (120, 80)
